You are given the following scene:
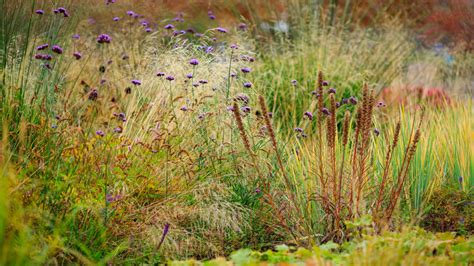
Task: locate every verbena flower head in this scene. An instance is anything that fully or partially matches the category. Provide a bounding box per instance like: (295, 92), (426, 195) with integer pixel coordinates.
(166, 75), (175, 81)
(97, 34), (112, 44)
(349, 96), (358, 105)
(304, 111), (313, 120)
(216, 27), (227, 33)
(131, 79), (141, 85)
(321, 108), (330, 116)
(192, 83), (199, 87)
(241, 106), (251, 113)
(145, 28), (152, 33)
(374, 128), (380, 136)
(199, 80), (208, 84)
(164, 24), (174, 30)
(113, 17), (120, 21)
(72, 34), (80, 39)
(52, 45), (63, 54)
(127, 10), (134, 16)
(294, 127), (303, 133)
(341, 98), (349, 105)
(241, 67), (251, 73)
(322, 81), (329, 86)
(236, 93), (250, 104)
(186, 73), (193, 79)
(189, 58), (199, 65)
(36, 44), (49, 51)
(243, 82), (252, 88)
(96, 130), (105, 137)
(328, 88), (336, 94)
(180, 105), (188, 111)
(238, 23), (247, 30)
(230, 44), (239, 49)
(35, 9), (45, 15)
(88, 89), (98, 100)
(156, 72), (165, 77)
(291, 79), (298, 85)
(73, 51), (82, 60)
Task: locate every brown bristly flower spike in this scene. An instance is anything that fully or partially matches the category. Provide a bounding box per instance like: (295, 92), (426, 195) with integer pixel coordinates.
(232, 101), (252, 155)
(342, 111), (351, 146)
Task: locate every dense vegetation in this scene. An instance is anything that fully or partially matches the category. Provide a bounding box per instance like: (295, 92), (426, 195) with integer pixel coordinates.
(0, 0), (472, 265)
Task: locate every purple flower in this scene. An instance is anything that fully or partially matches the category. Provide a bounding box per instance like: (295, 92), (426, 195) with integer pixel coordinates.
(36, 44), (49, 51)
(164, 24), (174, 30)
(97, 34), (112, 44)
(189, 58), (199, 65)
(230, 73), (237, 78)
(51, 45), (63, 54)
(208, 14), (216, 20)
(374, 128), (380, 136)
(57, 7), (67, 13)
(195, 33), (203, 38)
(186, 73), (193, 79)
(336, 102), (341, 108)
(53, 9), (59, 14)
(35, 9), (44, 15)
(241, 106), (251, 113)
(72, 34), (80, 39)
(349, 96), (358, 105)
(145, 28), (152, 33)
(243, 82), (252, 88)
(131, 79), (141, 86)
(88, 89), (98, 100)
(255, 188), (261, 193)
(341, 98), (349, 105)
(216, 27), (227, 33)
(377, 101), (386, 108)
(113, 17), (120, 21)
(226, 106), (235, 112)
(73, 51), (82, 60)
(192, 83), (199, 87)
(294, 127), (303, 133)
(42, 63), (52, 70)
(321, 108), (330, 116)
(180, 105), (188, 111)
(205, 46), (214, 54)
(106, 0), (116, 4)
(304, 111), (313, 120)
(34, 54), (49, 61)
(166, 75), (175, 81)
(236, 93), (249, 104)
(230, 44), (239, 49)
(328, 88), (336, 94)
(114, 127), (123, 133)
(291, 79), (298, 85)
(322, 81), (329, 86)
(199, 80), (208, 84)
(96, 130), (105, 137)
(241, 67), (251, 73)
(127, 10), (134, 16)
(238, 23), (247, 30)
(156, 72), (165, 77)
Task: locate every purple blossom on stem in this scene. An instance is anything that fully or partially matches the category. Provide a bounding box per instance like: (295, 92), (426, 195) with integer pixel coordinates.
(216, 27), (227, 33)
(36, 44), (49, 51)
(52, 45), (63, 54)
(328, 88), (336, 94)
(97, 34), (112, 44)
(186, 73), (193, 79)
(243, 82), (252, 88)
(304, 111), (313, 120)
(72, 34), (80, 39)
(96, 130), (105, 137)
(73, 51), (82, 60)
(166, 75), (175, 81)
(156, 72), (165, 77)
(164, 24), (174, 30)
(131, 79), (141, 86)
(189, 58), (199, 65)
(321, 108), (330, 116)
(113, 17), (120, 21)
(180, 105), (188, 111)
(35, 9), (44, 15)
(241, 67), (251, 73)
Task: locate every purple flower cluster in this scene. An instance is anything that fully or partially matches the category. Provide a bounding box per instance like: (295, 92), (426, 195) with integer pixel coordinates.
(34, 54), (53, 60)
(36, 44), (49, 51)
(97, 34), (112, 44)
(52, 45), (63, 54)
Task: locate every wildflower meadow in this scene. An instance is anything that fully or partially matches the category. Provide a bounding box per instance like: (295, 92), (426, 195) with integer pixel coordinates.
(0, 0), (473, 265)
